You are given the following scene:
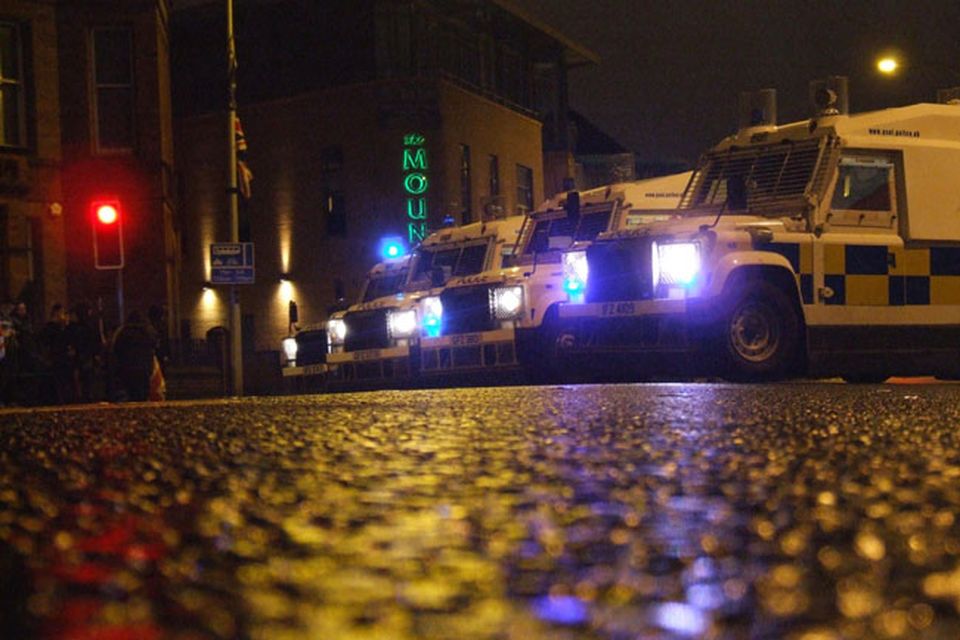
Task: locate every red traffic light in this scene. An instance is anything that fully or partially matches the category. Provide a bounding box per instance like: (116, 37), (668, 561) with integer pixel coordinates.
(96, 203), (118, 225)
(91, 198), (124, 270)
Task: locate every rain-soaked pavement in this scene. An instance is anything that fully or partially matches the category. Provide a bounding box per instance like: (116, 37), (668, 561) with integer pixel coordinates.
(1, 382), (960, 639)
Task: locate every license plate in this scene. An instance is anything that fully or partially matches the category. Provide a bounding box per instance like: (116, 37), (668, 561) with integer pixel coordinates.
(600, 301), (636, 317)
(302, 363), (325, 375)
(451, 333), (482, 346)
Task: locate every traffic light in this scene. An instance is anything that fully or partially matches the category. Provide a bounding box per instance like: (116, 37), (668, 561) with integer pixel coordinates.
(91, 198), (124, 270)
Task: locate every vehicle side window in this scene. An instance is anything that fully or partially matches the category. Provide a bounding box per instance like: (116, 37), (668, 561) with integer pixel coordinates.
(432, 249), (460, 272)
(526, 220), (551, 254)
(412, 251), (434, 280)
(832, 165), (891, 211)
(828, 156), (896, 228)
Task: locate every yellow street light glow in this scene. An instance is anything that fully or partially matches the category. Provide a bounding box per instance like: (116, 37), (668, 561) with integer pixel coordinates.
(877, 57), (899, 75)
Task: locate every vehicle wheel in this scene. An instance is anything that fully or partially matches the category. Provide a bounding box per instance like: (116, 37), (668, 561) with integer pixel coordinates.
(523, 308), (567, 384)
(718, 279), (801, 381)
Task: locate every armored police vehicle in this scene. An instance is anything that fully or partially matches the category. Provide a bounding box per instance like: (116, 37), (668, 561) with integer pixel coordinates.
(326, 215), (524, 387)
(557, 90), (960, 381)
(416, 172), (690, 380)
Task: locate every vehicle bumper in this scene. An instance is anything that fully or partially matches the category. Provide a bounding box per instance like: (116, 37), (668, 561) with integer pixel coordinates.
(419, 327), (520, 374)
(326, 345), (414, 384)
(556, 298), (718, 372)
(281, 362), (327, 378)
(281, 362), (327, 394)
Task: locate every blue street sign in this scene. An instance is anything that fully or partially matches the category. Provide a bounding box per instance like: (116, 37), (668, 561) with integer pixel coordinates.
(210, 242), (255, 285)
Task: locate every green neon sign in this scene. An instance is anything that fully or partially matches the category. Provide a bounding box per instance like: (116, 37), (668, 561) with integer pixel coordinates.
(404, 173), (428, 195)
(403, 133), (429, 244)
(403, 147), (428, 171)
(406, 199), (427, 219)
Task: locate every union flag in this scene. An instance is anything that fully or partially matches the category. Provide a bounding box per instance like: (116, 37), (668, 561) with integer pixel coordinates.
(235, 117), (253, 199)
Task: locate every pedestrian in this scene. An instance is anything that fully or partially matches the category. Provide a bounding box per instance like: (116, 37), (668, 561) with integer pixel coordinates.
(38, 303), (71, 404)
(0, 303), (14, 406)
(110, 310), (157, 402)
(9, 301), (39, 405)
(65, 303), (102, 403)
(147, 304), (170, 371)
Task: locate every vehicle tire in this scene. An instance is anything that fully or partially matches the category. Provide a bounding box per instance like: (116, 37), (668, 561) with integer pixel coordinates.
(717, 278), (801, 381)
(524, 308), (566, 384)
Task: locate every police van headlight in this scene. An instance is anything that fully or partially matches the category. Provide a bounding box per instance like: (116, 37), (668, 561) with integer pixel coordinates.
(652, 241), (700, 288)
(562, 250), (589, 297)
(491, 286), (524, 320)
(421, 296), (443, 338)
(327, 318), (347, 346)
(387, 308), (418, 339)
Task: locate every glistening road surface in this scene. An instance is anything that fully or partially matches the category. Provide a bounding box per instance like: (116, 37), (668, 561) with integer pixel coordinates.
(1, 383), (960, 639)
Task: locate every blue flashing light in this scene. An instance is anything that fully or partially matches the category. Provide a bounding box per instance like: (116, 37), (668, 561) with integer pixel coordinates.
(380, 237), (406, 260)
(421, 296), (443, 337)
(563, 277), (585, 304)
(563, 277), (583, 294)
(423, 315), (442, 338)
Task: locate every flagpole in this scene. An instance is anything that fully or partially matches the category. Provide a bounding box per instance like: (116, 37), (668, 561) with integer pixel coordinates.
(227, 0), (244, 396)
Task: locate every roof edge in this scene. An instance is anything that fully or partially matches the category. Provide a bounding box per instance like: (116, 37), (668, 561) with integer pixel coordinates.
(490, 0), (600, 66)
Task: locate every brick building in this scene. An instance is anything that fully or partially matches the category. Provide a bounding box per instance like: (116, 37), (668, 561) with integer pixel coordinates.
(1, 0), (178, 336)
(172, 0), (596, 359)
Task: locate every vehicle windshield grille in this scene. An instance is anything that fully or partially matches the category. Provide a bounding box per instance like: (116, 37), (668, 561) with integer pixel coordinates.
(524, 203), (616, 254)
(455, 244), (487, 276)
(343, 308), (389, 351)
(295, 329), (328, 365)
(585, 237), (655, 303)
(439, 285), (498, 334)
(412, 242), (489, 285)
(363, 271), (407, 302)
(575, 211), (613, 241)
(680, 137), (829, 214)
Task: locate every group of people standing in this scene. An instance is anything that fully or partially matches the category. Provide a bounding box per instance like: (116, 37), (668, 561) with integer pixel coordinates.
(0, 302), (166, 406)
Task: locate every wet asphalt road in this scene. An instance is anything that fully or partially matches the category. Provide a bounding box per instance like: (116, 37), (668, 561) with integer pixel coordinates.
(1, 383), (960, 639)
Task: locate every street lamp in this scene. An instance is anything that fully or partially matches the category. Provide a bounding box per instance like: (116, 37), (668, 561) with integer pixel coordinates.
(876, 56), (899, 75)
(874, 52), (960, 104)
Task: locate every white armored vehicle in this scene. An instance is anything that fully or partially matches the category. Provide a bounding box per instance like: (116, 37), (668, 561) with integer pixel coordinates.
(558, 89), (960, 381)
(325, 216), (524, 387)
(416, 172), (691, 381)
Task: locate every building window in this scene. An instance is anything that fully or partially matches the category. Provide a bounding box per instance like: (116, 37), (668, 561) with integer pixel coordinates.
(0, 23), (25, 148)
(325, 190), (346, 236)
(92, 27), (134, 152)
(488, 154), (499, 196)
(516, 164), (533, 213)
(460, 144), (472, 224)
(0, 207), (34, 302)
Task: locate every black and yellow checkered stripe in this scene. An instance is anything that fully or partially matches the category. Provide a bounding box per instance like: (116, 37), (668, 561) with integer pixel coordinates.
(824, 245), (960, 306)
(765, 242), (815, 304)
(763, 243), (960, 306)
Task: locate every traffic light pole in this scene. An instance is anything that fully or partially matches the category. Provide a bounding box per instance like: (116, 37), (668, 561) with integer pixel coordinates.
(116, 269), (125, 327)
(227, 0), (244, 396)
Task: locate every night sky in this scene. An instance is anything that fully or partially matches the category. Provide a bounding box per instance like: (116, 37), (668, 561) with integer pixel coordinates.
(512, 0), (960, 164)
